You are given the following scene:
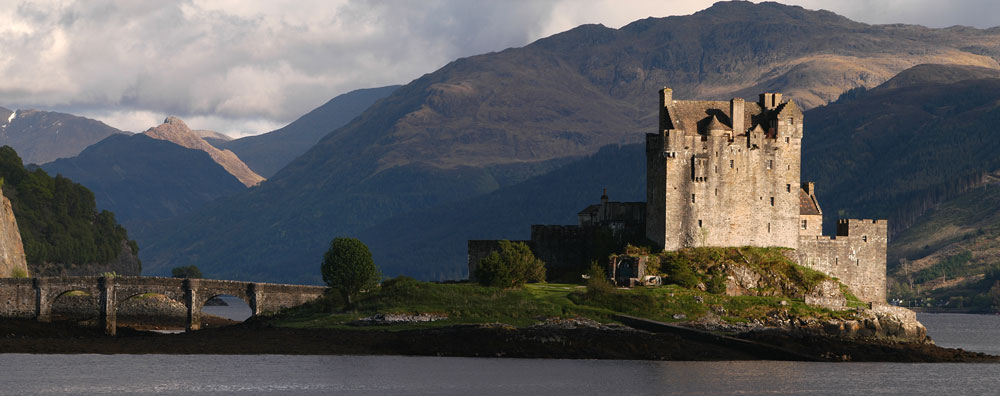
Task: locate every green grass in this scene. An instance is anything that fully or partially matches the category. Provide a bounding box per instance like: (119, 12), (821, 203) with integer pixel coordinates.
(269, 275), (860, 331)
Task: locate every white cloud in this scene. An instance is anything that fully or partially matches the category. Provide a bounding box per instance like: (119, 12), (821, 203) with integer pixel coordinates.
(0, 0), (995, 137)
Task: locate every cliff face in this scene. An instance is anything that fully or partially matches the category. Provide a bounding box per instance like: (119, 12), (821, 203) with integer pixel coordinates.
(143, 117), (264, 187)
(0, 189), (28, 278)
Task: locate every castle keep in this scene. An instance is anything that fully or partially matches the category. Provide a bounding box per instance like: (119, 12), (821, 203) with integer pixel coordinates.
(469, 89), (887, 303)
(646, 88), (886, 302)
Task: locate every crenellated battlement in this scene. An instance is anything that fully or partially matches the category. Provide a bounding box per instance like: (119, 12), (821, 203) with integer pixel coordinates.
(647, 88), (888, 303)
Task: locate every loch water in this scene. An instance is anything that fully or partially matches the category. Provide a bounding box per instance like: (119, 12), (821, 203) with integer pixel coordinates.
(1, 309), (998, 395)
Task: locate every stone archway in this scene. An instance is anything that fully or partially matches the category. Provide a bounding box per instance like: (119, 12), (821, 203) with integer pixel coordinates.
(48, 289), (100, 323)
(114, 292), (189, 331)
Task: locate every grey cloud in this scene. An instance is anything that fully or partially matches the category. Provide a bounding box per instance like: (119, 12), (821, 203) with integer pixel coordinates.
(0, 0), (996, 136)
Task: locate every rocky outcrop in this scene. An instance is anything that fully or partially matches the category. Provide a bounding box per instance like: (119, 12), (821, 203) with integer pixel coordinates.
(143, 117), (264, 187)
(0, 189), (28, 278)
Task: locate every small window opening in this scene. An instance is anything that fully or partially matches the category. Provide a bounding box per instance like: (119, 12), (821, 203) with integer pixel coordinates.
(770, 197), (774, 206)
(767, 160), (773, 169)
(715, 188), (718, 196)
(730, 159), (734, 169)
(691, 194), (696, 203)
(698, 220), (703, 228)
(862, 235), (868, 242)
(767, 223), (771, 233)
(785, 137), (789, 143)
(786, 184), (791, 193)
(801, 219), (807, 229)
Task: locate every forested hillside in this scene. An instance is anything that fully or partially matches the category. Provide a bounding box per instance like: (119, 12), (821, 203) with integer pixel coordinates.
(0, 146), (138, 275)
(803, 65), (1000, 237)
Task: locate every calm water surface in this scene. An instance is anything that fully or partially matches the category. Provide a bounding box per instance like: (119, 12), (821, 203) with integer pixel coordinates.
(0, 312), (996, 395)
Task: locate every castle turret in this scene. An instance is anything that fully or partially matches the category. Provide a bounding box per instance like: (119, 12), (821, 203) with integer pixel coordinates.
(705, 114), (728, 136)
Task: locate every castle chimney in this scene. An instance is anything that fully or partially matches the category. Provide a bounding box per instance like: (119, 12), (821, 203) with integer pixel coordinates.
(759, 93), (771, 110)
(660, 88), (673, 131)
(801, 182), (815, 196)
(600, 188), (609, 222)
(730, 98), (744, 134)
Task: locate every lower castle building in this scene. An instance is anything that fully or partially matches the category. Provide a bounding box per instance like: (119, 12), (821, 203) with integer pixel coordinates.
(469, 89), (887, 303)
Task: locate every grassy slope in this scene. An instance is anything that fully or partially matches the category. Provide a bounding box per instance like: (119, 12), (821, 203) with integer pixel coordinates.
(271, 247), (861, 330)
(271, 281), (857, 331)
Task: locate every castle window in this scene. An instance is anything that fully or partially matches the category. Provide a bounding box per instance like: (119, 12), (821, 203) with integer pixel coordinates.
(715, 166), (718, 174)
(730, 160), (734, 169)
(715, 188), (718, 196)
(767, 223), (771, 233)
(691, 194), (696, 203)
(770, 197), (774, 206)
(785, 137), (789, 143)
(767, 160), (773, 169)
(786, 184), (791, 193)
(862, 235), (868, 242)
(802, 219), (807, 229)
(698, 220), (703, 227)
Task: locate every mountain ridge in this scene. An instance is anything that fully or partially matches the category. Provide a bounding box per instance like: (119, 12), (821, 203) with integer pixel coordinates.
(143, 117), (264, 187)
(140, 2), (1000, 282)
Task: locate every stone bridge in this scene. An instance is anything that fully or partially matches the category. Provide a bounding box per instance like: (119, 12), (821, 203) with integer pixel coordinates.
(0, 276), (327, 335)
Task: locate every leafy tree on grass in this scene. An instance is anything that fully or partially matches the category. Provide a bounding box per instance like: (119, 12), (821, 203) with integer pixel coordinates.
(171, 265), (203, 278)
(321, 237), (381, 307)
(475, 240), (546, 288)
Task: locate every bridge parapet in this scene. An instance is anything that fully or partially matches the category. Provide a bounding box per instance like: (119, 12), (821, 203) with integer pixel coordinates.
(0, 276), (327, 335)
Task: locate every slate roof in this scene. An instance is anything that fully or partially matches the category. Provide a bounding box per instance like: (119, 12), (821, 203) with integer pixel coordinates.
(665, 100), (763, 134)
(799, 189), (822, 215)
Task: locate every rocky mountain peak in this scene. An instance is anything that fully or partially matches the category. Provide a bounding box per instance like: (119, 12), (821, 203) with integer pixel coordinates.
(164, 116), (187, 126)
(143, 117), (265, 187)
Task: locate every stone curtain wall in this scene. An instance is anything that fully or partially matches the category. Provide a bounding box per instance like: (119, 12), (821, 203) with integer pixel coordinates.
(796, 219), (888, 303)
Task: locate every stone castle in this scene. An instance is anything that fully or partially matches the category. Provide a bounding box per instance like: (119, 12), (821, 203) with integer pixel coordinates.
(470, 88), (887, 303)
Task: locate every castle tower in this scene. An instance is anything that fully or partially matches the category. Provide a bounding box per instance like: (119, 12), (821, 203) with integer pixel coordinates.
(646, 88), (803, 250)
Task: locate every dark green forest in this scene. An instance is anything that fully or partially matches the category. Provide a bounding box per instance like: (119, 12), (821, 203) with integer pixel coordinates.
(0, 146), (136, 268)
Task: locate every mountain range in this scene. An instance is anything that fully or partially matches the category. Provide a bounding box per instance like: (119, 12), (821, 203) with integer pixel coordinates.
(216, 85), (399, 178)
(0, 108), (124, 165)
(135, 1), (1000, 283)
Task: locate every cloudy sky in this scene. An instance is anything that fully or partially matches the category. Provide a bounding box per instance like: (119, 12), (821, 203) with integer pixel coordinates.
(1, 0), (998, 137)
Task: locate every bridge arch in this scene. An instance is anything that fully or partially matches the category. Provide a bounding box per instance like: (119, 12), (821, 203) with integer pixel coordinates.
(0, 276), (326, 335)
(48, 289), (100, 322)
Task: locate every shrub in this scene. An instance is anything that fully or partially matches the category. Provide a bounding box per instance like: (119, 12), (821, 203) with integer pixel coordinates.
(660, 256), (700, 288)
(321, 237), (381, 307)
(171, 265), (203, 278)
(10, 267), (27, 278)
(475, 240), (546, 288)
(585, 261), (614, 294)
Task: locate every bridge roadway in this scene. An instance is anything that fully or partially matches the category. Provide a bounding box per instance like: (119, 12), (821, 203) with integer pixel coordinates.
(0, 276), (327, 335)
